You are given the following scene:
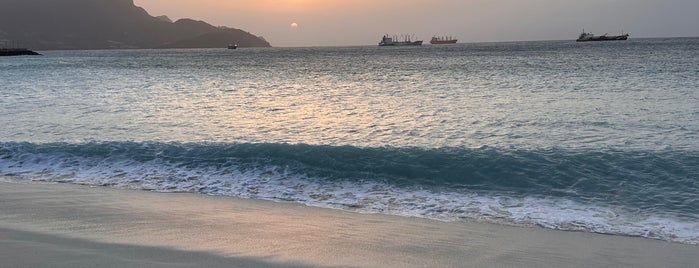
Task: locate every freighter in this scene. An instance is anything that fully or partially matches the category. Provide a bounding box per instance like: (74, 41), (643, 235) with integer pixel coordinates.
(379, 35), (423, 46)
(576, 30), (629, 42)
(430, 36), (458, 44)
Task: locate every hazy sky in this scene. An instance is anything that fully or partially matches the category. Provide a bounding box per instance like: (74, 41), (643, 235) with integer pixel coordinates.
(134, 0), (699, 47)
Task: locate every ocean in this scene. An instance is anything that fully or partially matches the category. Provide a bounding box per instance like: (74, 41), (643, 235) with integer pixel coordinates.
(1, 38), (698, 245)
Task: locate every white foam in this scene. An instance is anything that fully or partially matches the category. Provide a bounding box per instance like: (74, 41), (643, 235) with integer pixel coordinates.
(2, 153), (698, 245)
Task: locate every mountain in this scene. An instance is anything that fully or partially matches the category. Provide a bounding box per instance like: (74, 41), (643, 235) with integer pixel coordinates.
(0, 0), (270, 50)
(156, 16), (173, 23)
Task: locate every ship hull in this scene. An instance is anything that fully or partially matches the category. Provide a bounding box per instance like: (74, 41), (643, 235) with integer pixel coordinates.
(430, 40), (457, 44)
(379, 41), (423, 46)
(577, 35), (629, 42)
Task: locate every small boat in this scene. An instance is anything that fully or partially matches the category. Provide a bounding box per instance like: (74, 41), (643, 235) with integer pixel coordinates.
(576, 30), (629, 42)
(227, 44), (238, 49)
(379, 35), (422, 46)
(430, 36), (458, 44)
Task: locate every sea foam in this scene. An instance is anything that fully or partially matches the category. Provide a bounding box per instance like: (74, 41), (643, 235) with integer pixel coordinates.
(2, 141), (697, 245)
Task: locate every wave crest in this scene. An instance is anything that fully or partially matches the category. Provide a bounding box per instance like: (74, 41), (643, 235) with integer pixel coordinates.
(1, 141), (698, 244)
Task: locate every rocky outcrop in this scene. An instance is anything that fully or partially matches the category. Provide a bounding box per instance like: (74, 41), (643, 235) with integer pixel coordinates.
(0, 48), (41, 56)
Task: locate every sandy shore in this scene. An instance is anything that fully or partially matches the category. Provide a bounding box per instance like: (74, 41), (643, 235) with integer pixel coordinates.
(1, 179), (697, 267)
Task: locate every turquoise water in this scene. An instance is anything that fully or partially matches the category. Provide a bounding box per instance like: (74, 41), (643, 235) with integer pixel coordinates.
(1, 38), (698, 244)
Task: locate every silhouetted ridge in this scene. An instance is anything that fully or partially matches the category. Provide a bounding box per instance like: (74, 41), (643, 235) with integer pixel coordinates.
(0, 0), (270, 50)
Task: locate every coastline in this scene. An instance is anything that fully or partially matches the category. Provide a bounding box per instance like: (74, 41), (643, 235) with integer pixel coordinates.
(1, 179), (697, 268)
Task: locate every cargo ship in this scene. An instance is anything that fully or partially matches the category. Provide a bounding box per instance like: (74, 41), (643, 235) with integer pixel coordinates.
(576, 30), (629, 42)
(430, 36), (457, 44)
(379, 35), (422, 46)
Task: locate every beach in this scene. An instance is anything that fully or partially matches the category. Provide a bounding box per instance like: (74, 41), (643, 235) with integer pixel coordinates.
(1, 179), (696, 268)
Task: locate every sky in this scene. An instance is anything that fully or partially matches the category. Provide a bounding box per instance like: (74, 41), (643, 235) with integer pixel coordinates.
(134, 0), (699, 47)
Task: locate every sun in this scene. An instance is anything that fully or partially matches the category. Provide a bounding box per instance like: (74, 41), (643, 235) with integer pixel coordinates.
(290, 22), (299, 29)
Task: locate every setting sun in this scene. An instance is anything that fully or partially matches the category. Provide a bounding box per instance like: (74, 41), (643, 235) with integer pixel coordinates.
(290, 22), (299, 29)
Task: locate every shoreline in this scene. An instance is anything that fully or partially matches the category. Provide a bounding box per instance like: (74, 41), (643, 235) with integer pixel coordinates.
(1, 179), (697, 267)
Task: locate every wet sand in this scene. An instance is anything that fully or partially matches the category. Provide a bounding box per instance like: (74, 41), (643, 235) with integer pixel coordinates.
(1, 179), (697, 267)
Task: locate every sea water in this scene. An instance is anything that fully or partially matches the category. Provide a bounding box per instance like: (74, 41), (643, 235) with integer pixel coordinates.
(1, 38), (698, 244)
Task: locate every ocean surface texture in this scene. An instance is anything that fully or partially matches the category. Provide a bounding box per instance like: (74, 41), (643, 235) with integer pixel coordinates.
(1, 39), (698, 245)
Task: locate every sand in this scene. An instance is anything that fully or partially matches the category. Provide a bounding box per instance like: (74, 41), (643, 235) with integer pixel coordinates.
(1, 178), (697, 267)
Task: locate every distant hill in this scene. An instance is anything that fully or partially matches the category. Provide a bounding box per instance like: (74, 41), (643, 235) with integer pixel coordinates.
(0, 0), (270, 50)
